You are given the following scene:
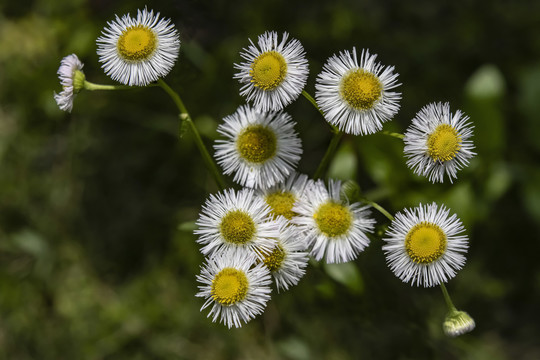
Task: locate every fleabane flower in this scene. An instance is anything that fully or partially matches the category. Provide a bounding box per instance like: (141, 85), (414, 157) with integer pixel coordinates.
(382, 202), (469, 287)
(315, 47), (401, 135)
(96, 7), (180, 86)
(258, 217), (309, 292)
(257, 172), (312, 221)
(214, 105), (302, 189)
(196, 249), (272, 328)
(234, 31), (309, 112)
(292, 179), (375, 263)
(194, 188), (279, 259)
(403, 102), (475, 183)
(54, 54), (85, 112)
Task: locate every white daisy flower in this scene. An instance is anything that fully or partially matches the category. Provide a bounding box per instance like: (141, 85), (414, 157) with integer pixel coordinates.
(315, 47), (401, 135)
(214, 105), (302, 189)
(292, 179), (375, 264)
(196, 249), (272, 328)
(257, 172), (312, 220)
(258, 217), (309, 292)
(96, 7), (180, 86)
(54, 54), (85, 112)
(382, 202), (469, 287)
(403, 102), (475, 183)
(234, 31), (309, 112)
(194, 188), (279, 259)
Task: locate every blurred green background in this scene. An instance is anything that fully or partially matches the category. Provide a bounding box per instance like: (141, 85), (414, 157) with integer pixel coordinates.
(1, 0), (539, 358)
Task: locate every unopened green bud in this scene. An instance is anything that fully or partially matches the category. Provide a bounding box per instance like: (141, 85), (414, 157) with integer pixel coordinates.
(443, 310), (475, 337)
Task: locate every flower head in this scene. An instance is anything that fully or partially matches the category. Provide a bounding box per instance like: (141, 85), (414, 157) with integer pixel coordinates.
(315, 48), (401, 135)
(257, 172), (312, 221)
(258, 217), (309, 292)
(214, 105), (302, 189)
(382, 202), (469, 287)
(404, 102), (475, 183)
(54, 54), (85, 112)
(234, 31), (309, 112)
(194, 188), (279, 259)
(196, 249), (272, 328)
(292, 179), (375, 263)
(96, 7), (180, 86)
(443, 310), (476, 337)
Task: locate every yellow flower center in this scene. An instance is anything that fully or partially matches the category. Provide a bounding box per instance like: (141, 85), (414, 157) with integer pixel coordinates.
(427, 124), (462, 162)
(236, 125), (277, 163)
(250, 51), (288, 90)
(117, 25), (157, 61)
(405, 222), (447, 263)
(340, 69), (382, 110)
(314, 202), (352, 237)
(265, 191), (296, 220)
(262, 244), (286, 272)
(211, 267), (249, 305)
(219, 210), (256, 245)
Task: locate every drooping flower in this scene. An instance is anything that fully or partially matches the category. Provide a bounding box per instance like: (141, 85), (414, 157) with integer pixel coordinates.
(54, 54), (85, 112)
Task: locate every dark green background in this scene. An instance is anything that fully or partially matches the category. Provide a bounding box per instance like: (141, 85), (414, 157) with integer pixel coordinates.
(1, 0), (539, 358)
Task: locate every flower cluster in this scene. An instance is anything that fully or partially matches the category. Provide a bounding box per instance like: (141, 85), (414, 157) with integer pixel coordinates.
(54, 8), (476, 336)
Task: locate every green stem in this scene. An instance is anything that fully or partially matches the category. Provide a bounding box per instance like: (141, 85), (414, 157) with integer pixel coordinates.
(157, 79), (226, 190)
(381, 130), (405, 140)
(302, 90), (326, 118)
(440, 283), (458, 313)
(313, 129), (343, 179)
(360, 198), (394, 221)
(83, 81), (154, 91)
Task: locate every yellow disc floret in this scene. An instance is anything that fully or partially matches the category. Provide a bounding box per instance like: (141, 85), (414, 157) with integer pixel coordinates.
(117, 25), (157, 61)
(211, 267), (249, 305)
(339, 69), (383, 110)
(220, 210), (256, 245)
(250, 51), (288, 90)
(405, 221), (447, 263)
(262, 244), (286, 272)
(427, 124), (462, 162)
(236, 125), (277, 163)
(265, 191), (296, 220)
(314, 202), (352, 237)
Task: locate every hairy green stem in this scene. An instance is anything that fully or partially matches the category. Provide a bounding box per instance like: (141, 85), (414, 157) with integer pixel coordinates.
(157, 79), (226, 190)
(360, 198), (394, 221)
(440, 283), (458, 313)
(381, 130), (405, 140)
(313, 129), (343, 179)
(301, 90), (325, 118)
(83, 81), (156, 91)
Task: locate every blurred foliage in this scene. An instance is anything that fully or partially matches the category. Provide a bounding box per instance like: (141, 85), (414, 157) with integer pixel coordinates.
(1, 0), (540, 359)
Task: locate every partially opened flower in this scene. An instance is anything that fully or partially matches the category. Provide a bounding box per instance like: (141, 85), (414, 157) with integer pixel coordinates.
(404, 102), (475, 183)
(234, 31), (309, 112)
(54, 54), (85, 112)
(292, 179), (375, 263)
(96, 7), (180, 86)
(382, 202), (469, 287)
(258, 217), (309, 292)
(315, 47), (401, 135)
(196, 249), (272, 328)
(194, 188), (279, 259)
(214, 105), (302, 189)
(257, 172), (312, 221)
(443, 310), (476, 337)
